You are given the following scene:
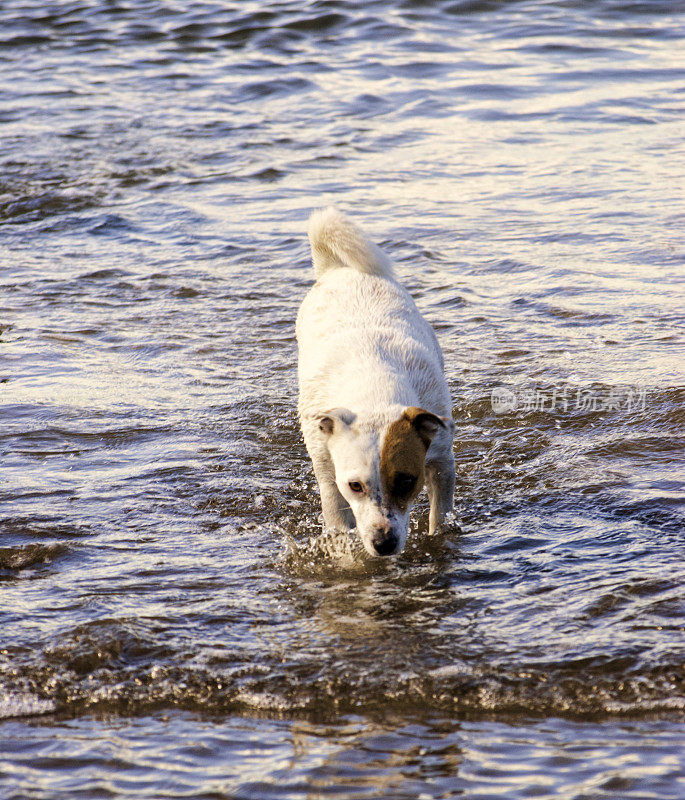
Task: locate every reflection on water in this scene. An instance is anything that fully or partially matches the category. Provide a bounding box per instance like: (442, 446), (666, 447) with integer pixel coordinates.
(0, 0), (683, 796)
(1, 714), (683, 800)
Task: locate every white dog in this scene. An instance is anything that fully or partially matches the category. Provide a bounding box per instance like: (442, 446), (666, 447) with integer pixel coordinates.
(297, 208), (455, 557)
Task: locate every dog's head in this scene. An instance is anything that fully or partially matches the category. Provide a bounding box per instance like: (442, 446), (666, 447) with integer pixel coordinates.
(317, 406), (449, 556)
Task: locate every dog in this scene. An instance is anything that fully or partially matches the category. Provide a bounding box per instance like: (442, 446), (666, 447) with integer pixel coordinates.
(296, 208), (455, 557)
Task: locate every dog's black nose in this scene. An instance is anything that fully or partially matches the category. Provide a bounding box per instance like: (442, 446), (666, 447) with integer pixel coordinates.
(372, 529), (398, 556)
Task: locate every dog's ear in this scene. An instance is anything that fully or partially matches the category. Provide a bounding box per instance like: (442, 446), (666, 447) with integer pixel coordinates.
(403, 407), (452, 449)
(316, 407), (356, 435)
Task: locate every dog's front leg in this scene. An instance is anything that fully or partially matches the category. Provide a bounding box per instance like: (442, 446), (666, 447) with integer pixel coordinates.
(313, 464), (355, 532)
(319, 479), (355, 532)
(426, 457), (455, 535)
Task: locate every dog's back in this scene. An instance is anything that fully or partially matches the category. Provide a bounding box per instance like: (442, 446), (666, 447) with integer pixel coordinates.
(297, 209), (449, 419)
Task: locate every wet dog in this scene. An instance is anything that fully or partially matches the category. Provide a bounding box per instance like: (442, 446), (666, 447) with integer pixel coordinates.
(297, 208), (455, 556)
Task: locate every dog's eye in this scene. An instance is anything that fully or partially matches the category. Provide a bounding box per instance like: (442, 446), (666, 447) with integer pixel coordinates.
(348, 481), (364, 494)
(393, 473), (416, 496)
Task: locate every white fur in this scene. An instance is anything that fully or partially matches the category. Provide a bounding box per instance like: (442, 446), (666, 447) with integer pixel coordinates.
(297, 208), (455, 556)
(308, 206), (395, 280)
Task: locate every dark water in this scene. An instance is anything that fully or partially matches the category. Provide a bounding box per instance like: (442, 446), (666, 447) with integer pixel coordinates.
(1, 0), (684, 796)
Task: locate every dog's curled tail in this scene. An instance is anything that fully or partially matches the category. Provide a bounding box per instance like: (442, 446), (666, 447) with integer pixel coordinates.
(308, 207), (395, 280)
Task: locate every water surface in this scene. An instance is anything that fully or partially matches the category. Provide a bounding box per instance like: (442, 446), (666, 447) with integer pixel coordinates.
(1, 0), (684, 796)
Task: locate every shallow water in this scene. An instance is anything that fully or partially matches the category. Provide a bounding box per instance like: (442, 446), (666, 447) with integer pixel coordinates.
(1, 0), (684, 796)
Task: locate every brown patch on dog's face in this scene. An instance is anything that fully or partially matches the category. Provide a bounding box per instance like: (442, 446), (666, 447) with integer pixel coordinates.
(380, 407), (444, 512)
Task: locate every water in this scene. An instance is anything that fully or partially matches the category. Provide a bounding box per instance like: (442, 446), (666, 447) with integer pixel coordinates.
(1, 0), (684, 796)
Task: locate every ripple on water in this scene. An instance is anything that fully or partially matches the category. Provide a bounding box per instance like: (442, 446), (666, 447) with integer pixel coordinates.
(0, 0), (683, 794)
(0, 543), (69, 573)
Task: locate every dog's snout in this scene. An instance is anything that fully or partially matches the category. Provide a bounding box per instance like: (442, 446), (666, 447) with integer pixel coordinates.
(371, 526), (398, 556)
